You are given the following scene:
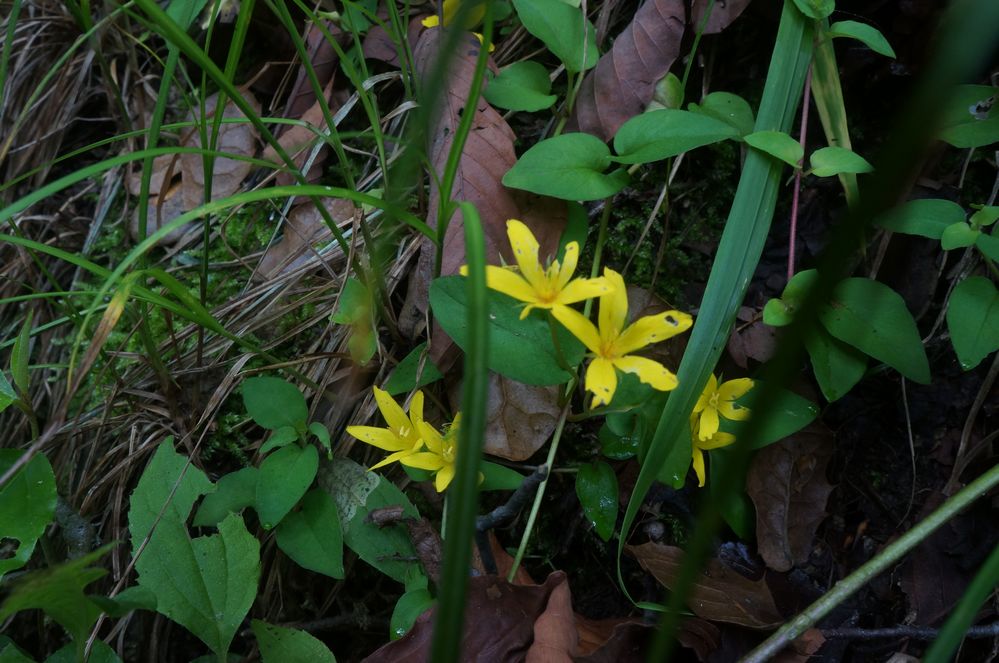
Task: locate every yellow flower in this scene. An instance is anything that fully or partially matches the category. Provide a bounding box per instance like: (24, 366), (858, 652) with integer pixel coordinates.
(402, 414), (462, 492)
(692, 374), (753, 441)
(346, 387), (426, 470)
(462, 219), (613, 320)
(552, 268), (693, 408)
(421, 0), (486, 30)
(689, 415), (736, 487)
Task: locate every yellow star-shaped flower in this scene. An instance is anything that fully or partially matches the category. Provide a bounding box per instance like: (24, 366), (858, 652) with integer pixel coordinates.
(462, 219), (612, 319)
(552, 268), (692, 408)
(689, 415), (736, 487)
(346, 387), (426, 470)
(692, 374), (753, 441)
(402, 414), (462, 492)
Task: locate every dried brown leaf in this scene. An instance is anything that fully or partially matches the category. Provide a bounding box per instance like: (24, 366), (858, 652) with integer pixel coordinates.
(627, 542), (783, 629)
(745, 428), (835, 572)
(674, 618), (721, 662)
(526, 574), (577, 662)
(690, 0), (753, 35)
(482, 374), (561, 461)
(772, 628), (826, 662)
(728, 307), (778, 368)
(567, 0), (685, 141)
(256, 198), (359, 279)
(283, 20), (344, 119)
(264, 80), (338, 187)
(363, 17), (427, 66)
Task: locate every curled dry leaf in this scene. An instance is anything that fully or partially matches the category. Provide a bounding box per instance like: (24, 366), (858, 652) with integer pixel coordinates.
(728, 306), (778, 368)
(256, 198), (359, 279)
(483, 374), (562, 461)
(690, 0), (754, 35)
(627, 542), (783, 629)
(745, 426), (835, 572)
(526, 573), (577, 663)
(567, 0), (685, 142)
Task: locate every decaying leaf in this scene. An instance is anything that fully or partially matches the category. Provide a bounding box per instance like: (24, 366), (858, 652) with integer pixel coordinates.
(690, 0), (754, 35)
(772, 628), (826, 663)
(264, 81), (338, 187)
(745, 427), (835, 572)
(363, 16), (427, 66)
(283, 20), (345, 119)
(257, 198), (359, 279)
(481, 373), (562, 461)
(628, 542), (783, 629)
(728, 306), (778, 368)
(527, 574), (577, 662)
(568, 0), (685, 141)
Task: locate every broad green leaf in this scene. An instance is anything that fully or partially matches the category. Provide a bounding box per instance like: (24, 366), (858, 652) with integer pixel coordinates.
(429, 275), (584, 385)
(166, 0), (211, 30)
(319, 459), (421, 583)
(0, 640), (35, 663)
(45, 640), (120, 663)
(330, 277), (371, 325)
(574, 462), (618, 541)
(969, 205), (999, 229)
(875, 198), (966, 239)
(763, 269), (819, 327)
(0, 545), (112, 644)
(809, 146), (873, 176)
(129, 443), (259, 659)
(242, 377), (308, 431)
(688, 91), (756, 137)
(0, 372), (15, 414)
(483, 61), (557, 112)
(511, 0), (598, 72)
(502, 133), (627, 201)
(947, 276), (999, 370)
(720, 385), (819, 448)
(977, 232), (999, 261)
(939, 85), (999, 149)
(613, 109), (739, 164)
(827, 20), (896, 58)
(940, 221), (979, 249)
(480, 462), (525, 491)
(599, 418), (640, 460)
(252, 620), (336, 663)
(390, 589), (434, 640)
(819, 278), (930, 383)
(260, 426), (299, 455)
(193, 467), (258, 527)
(383, 343), (443, 395)
(11, 313), (31, 395)
(256, 444), (319, 529)
(804, 326), (867, 402)
(0, 451), (56, 580)
(791, 0), (834, 19)
(275, 488), (344, 578)
(97, 585), (158, 616)
(744, 130), (803, 167)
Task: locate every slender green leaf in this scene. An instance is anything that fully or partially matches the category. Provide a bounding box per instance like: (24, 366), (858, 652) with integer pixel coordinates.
(242, 377), (308, 432)
(383, 343), (444, 395)
(946, 276), (999, 370)
(809, 146), (873, 176)
(744, 130), (803, 167)
(275, 488), (344, 578)
(689, 92), (756, 137)
(256, 444), (319, 529)
(612, 110), (739, 164)
(480, 462), (525, 491)
(252, 620), (336, 663)
(193, 467), (258, 527)
(575, 462), (618, 541)
(483, 61), (557, 111)
(11, 312), (31, 395)
(827, 20), (896, 58)
(309, 422), (332, 455)
(502, 133), (627, 201)
(0, 451), (55, 581)
(875, 198), (966, 239)
(819, 278), (930, 383)
(812, 20), (860, 207)
(511, 0), (598, 72)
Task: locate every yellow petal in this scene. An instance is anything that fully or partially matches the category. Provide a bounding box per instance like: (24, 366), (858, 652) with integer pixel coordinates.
(698, 407), (720, 441)
(417, 420), (445, 455)
(346, 426), (407, 452)
(718, 377), (754, 401)
(693, 374), (718, 414)
(409, 390), (425, 427)
(697, 431), (736, 450)
(691, 447), (706, 487)
(483, 265), (538, 304)
(585, 357), (617, 408)
(557, 276), (614, 306)
(373, 387), (411, 437)
(551, 305), (602, 354)
(612, 355), (679, 392)
(507, 219), (546, 292)
(614, 310), (693, 356)
(401, 452), (446, 472)
(718, 402), (751, 421)
(435, 463), (456, 492)
(599, 268), (628, 340)
(421, 15), (440, 27)
(370, 448), (415, 471)
(556, 242), (580, 289)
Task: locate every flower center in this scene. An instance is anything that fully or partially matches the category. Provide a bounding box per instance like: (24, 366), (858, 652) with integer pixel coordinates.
(708, 393), (720, 408)
(442, 440), (456, 463)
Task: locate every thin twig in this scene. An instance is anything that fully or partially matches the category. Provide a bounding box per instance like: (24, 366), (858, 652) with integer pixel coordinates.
(823, 622), (999, 640)
(476, 465), (549, 532)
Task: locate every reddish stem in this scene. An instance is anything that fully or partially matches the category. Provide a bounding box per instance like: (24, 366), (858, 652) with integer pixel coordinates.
(788, 64), (813, 283)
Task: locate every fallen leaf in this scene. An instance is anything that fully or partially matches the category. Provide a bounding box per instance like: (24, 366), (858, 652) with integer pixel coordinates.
(627, 542), (783, 629)
(727, 313), (778, 368)
(264, 80), (338, 187)
(283, 20), (345, 119)
(363, 16), (428, 66)
(690, 0), (754, 35)
(256, 198), (359, 279)
(526, 574), (577, 662)
(772, 628), (826, 662)
(673, 617), (721, 662)
(568, 0), (685, 141)
(482, 374), (562, 461)
(745, 427), (835, 572)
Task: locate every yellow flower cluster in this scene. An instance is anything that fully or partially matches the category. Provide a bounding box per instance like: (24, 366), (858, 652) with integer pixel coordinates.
(346, 387), (461, 492)
(688, 374), (753, 486)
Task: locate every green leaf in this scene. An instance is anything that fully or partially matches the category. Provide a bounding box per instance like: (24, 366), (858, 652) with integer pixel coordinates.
(947, 276), (999, 370)
(166, 0), (211, 31)
(0, 545), (112, 644)
(875, 198), (966, 239)
(45, 640), (120, 663)
(763, 269), (819, 327)
(511, 0), (598, 72)
(940, 221), (980, 249)
(429, 275), (584, 385)
(319, 458), (421, 583)
(390, 589), (434, 640)
(613, 109), (740, 164)
(791, 0), (834, 19)
(193, 467), (258, 527)
(252, 620), (336, 663)
(648, 73), (684, 111)
(242, 377), (308, 431)
(275, 488), (344, 578)
(721, 385), (819, 448)
(330, 277), (371, 325)
(556, 201), (589, 261)
(502, 133), (627, 201)
(819, 278), (931, 384)
(809, 146), (873, 176)
(939, 85), (999, 149)
(0, 372), (15, 415)
(0, 640), (36, 663)
(479, 462), (525, 491)
(11, 313), (31, 395)
(708, 449), (754, 540)
(0, 451), (56, 580)
(129, 443), (259, 659)
(309, 422), (332, 455)
(483, 61), (556, 112)
(98, 585), (158, 616)
(383, 343), (443, 395)
(804, 327), (867, 402)
(599, 418), (640, 460)
(260, 426), (299, 455)
(977, 232), (999, 261)
(827, 20), (896, 58)
(969, 205), (999, 229)
(256, 444), (319, 529)
(744, 130), (803, 167)
(689, 92), (756, 137)
(574, 462), (618, 541)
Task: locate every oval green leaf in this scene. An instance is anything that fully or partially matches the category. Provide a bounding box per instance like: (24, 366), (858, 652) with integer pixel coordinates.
(484, 60), (557, 112)
(875, 198), (966, 239)
(275, 488), (344, 578)
(575, 461), (618, 541)
(503, 133), (626, 201)
(689, 91), (756, 137)
(193, 467), (259, 527)
(242, 377), (308, 431)
(252, 620), (336, 663)
(946, 276), (999, 371)
(940, 221), (980, 250)
(744, 130), (804, 168)
(511, 0), (598, 73)
(613, 109), (740, 164)
(390, 589), (435, 640)
(791, 0), (834, 19)
(0, 451), (57, 580)
(255, 444), (319, 529)
(828, 20), (896, 58)
(804, 326), (867, 402)
(809, 146), (873, 177)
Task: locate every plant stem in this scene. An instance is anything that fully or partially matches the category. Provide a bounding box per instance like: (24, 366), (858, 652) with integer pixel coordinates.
(788, 64), (812, 283)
